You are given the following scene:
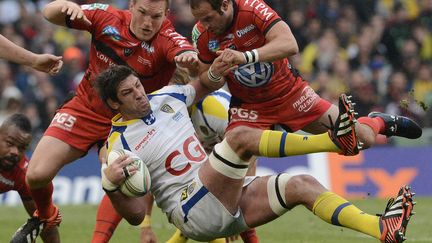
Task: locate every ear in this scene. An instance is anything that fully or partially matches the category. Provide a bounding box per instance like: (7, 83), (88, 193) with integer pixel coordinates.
(221, 0), (229, 11)
(107, 98), (120, 111)
(129, 0), (134, 10)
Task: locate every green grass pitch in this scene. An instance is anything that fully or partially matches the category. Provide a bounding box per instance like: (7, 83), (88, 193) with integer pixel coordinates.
(1, 198), (431, 242)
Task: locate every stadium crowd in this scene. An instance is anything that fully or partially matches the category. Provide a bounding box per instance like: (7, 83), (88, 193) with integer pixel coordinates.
(0, 0), (431, 149)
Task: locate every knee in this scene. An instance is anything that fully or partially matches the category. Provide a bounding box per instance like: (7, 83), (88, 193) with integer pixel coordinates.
(285, 175), (322, 196)
(26, 163), (53, 188)
(225, 126), (256, 158)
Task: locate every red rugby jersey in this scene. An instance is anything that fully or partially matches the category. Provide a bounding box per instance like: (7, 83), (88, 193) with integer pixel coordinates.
(67, 3), (195, 118)
(193, 0), (299, 103)
(0, 157), (31, 200)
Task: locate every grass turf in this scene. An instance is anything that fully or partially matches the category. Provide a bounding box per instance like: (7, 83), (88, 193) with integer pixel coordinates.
(1, 198), (431, 242)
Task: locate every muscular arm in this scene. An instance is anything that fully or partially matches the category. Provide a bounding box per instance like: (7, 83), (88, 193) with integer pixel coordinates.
(0, 35), (63, 74)
(42, 0), (91, 27)
(218, 21), (299, 66)
(106, 191), (147, 225)
(0, 35), (39, 66)
(257, 21), (299, 62)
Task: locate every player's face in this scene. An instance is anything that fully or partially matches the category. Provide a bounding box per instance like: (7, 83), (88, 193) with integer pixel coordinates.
(129, 0), (168, 41)
(0, 126), (31, 171)
(115, 75), (151, 120)
(191, 1), (232, 35)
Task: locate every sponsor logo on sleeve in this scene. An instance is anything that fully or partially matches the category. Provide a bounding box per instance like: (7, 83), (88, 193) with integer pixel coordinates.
(243, 0), (274, 21)
(82, 3), (109, 11)
(102, 26), (121, 41)
(208, 39), (220, 52)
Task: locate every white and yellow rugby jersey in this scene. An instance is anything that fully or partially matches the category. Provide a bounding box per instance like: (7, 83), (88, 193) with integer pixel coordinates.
(190, 89), (231, 152)
(106, 85), (208, 214)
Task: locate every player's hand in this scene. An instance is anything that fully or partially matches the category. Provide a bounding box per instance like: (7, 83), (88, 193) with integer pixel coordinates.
(217, 49), (246, 66)
(140, 227), (157, 243)
(61, 2), (92, 27)
(32, 54), (63, 75)
(103, 155), (138, 185)
(174, 51), (199, 76)
(210, 54), (236, 77)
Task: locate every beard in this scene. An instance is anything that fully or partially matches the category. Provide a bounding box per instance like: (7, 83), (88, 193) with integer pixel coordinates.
(0, 156), (19, 171)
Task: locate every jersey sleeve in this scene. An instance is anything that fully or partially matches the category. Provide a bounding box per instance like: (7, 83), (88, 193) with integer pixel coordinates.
(66, 3), (112, 32)
(192, 23), (216, 64)
(160, 21), (196, 63)
(152, 85), (196, 107)
(248, 0), (282, 35)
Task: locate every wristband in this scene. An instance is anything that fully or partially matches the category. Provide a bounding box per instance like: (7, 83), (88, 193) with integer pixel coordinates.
(243, 49), (259, 63)
(207, 66), (222, 83)
(139, 215), (151, 228)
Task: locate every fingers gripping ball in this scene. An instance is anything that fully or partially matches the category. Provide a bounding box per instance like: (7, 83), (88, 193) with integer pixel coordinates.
(107, 149), (151, 197)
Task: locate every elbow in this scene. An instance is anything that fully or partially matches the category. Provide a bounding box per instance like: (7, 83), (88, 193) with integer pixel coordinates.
(286, 40), (299, 56)
(42, 6), (56, 22)
(125, 214), (144, 226)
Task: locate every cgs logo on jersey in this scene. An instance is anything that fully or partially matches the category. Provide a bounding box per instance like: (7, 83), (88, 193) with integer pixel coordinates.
(102, 26), (121, 41)
(208, 39), (220, 52)
(233, 62), (273, 87)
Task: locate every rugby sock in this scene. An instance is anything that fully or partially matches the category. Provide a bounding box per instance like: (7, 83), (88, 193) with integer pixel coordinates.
(358, 117), (384, 135)
(240, 228), (259, 243)
(259, 130), (339, 157)
(166, 229), (188, 243)
(92, 195), (122, 243)
(312, 191), (381, 239)
(29, 182), (56, 219)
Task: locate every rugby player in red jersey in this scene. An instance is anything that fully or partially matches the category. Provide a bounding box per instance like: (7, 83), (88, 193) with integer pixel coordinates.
(188, 0), (422, 242)
(1, 114), (59, 243)
(11, 1), (200, 242)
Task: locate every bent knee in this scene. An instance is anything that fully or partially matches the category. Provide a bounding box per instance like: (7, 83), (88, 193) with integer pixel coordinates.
(286, 175), (323, 194)
(225, 126), (260, 158)
(26, 164), (55, 188)
(289, 174), (320, 185)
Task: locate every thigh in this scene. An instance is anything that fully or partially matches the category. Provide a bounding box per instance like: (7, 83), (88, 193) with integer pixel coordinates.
(239, 176), (280, 228)
(170, 177), (249, 241)
(28, 136), (85, 183)
(44, 96), (112, 151)
(301, 103), (338, 134)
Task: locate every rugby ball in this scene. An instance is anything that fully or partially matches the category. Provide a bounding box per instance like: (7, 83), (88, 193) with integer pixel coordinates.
(107, 149), (151, 197)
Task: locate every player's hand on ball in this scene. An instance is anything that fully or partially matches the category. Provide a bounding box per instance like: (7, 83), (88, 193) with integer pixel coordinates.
(104, 153), (137, 185)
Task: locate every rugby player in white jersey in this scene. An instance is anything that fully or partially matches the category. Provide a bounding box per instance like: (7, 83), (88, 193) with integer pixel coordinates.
(96, 65), (415, 243)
